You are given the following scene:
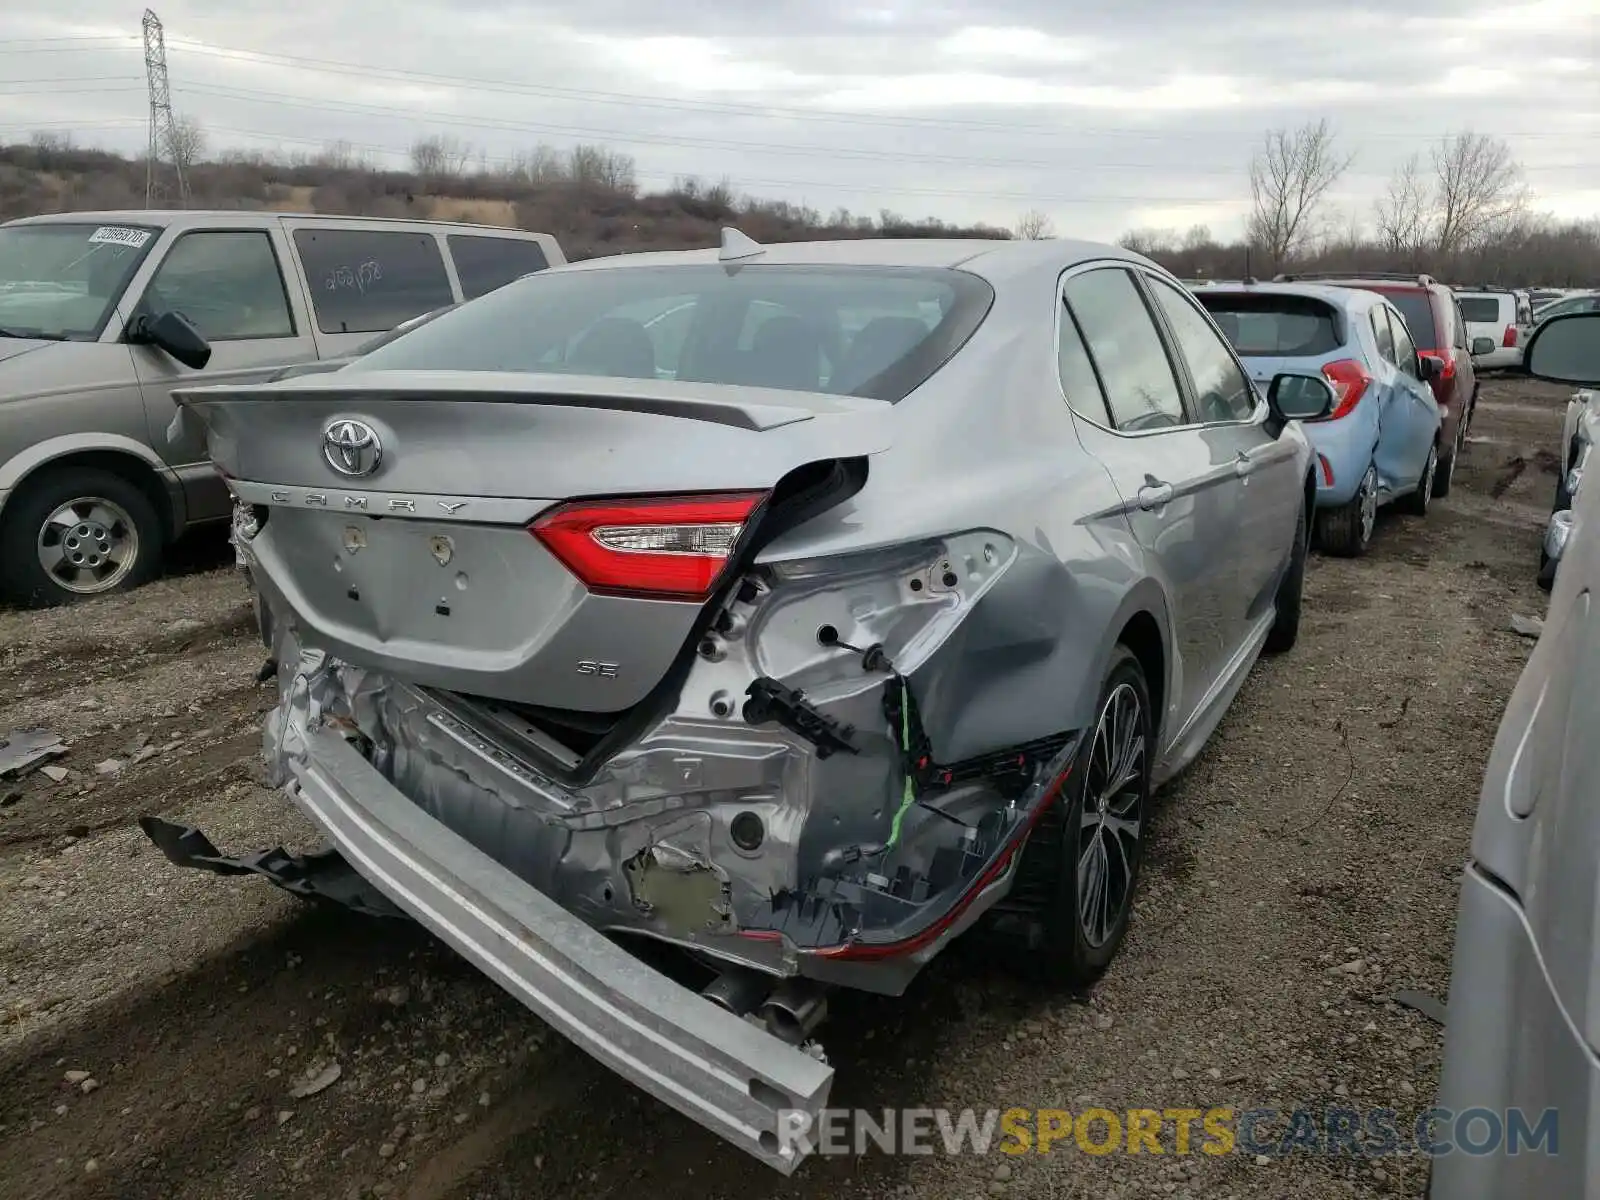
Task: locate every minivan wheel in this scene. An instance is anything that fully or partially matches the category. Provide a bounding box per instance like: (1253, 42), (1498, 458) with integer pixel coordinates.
(0, 467), (164, 607)
(1433, 419), (1462, 499)
(1316, 466), (1377, 557)
(1005, 644), (1150, 987)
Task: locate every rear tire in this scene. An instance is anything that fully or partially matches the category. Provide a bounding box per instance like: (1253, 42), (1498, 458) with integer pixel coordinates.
(1264, 495), (1308, 655)
(1004, 645), (1151, 987)
(0, 466), (164, 608)
(1316, 466), (1376, 557)
(1399, 444), (1438, 517)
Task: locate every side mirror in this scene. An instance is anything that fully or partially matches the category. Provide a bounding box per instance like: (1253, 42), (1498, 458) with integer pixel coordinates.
(1417, 353), (1444, 383)
(1470, 336), (1497, 358)
(129, 310), (212, 370)
(1265, 371), (1335, 436)
(1523, 312), (1600, 385)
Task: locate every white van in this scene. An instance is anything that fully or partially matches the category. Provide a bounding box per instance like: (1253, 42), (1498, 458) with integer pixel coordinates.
(1454, 288), (1533, 370)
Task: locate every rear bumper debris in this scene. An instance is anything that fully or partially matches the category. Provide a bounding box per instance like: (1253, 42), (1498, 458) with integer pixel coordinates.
(280, 720), (832, 1172)
(138, 816), (405, 918)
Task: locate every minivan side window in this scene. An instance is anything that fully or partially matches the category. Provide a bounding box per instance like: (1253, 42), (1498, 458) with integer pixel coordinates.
(1063, 268), (1187, 432)
(1451, 300), (1467, 350)
(292, 228), (455, 335)
(447, 234), (549, 301)
(140, 230), (294, 341)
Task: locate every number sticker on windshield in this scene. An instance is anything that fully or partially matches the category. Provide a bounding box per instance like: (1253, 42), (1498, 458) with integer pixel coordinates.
(88, 226), (152, 249)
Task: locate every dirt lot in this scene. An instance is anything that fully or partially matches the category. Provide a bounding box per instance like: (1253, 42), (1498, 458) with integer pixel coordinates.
(0, 378), (1568, 1200)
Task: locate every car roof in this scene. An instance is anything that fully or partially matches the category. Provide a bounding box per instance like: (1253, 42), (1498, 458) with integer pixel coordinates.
(1, 209), (550, 236)
(552, 235), (1155, 284)
(1194, 280), (1387, 311)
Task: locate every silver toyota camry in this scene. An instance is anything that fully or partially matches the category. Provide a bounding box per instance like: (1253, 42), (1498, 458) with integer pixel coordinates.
(143, 231), (1329, 1171)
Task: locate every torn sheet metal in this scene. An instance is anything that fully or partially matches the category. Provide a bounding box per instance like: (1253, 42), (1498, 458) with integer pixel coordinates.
(138, 815), (406, 918)
(0, 728), (67, 779)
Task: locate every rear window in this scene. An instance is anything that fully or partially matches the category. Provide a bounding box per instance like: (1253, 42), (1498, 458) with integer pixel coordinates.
(1196, 292), (1342, 357)
(352, 264), (995, 402)
(1381, 291), (1438, 347)
(1457, 295), (1505, 324)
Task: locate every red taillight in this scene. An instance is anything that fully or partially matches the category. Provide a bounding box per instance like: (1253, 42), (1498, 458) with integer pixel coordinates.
(531, 492), (767, 600)
(1503, 324), (1517, 347)
(1319, 359), (1372, 420)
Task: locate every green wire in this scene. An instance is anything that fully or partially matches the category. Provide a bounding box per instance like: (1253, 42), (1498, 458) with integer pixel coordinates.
(885, 678), (917, 849)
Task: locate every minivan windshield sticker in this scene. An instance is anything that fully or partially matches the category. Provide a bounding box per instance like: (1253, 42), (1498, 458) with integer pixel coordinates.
(88, 226), (152, 248)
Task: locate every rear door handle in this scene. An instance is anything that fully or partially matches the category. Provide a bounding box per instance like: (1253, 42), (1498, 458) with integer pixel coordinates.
(1138, 480), (1174, 510)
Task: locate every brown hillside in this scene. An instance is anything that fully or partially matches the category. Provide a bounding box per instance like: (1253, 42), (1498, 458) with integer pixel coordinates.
(0, 139), (1010, 259)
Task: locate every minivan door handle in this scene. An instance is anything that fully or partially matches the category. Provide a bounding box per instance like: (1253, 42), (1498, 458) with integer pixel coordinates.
(1138, 479), (1175, 510)
(1235, 450), (1256, 478)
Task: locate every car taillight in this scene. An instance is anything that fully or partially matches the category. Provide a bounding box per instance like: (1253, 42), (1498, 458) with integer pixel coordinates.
(531, 492), (768, 600)
(1503, 324), (1517, 347)
(1319, 359), (1372, 420)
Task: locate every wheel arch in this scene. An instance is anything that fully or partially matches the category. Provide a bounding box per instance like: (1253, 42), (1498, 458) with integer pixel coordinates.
(0, 436), (183, 540)
(1096, 578), (1174, 754)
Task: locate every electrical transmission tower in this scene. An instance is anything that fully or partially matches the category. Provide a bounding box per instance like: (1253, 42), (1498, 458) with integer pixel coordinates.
(142, 9), (188, 208)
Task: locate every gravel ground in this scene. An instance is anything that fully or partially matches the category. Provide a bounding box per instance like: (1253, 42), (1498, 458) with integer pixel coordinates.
(0, 377), (1567, 1200)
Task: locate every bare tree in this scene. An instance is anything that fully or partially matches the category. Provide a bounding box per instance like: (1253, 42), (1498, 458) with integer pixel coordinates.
(1014, 209), (1054, 240)
(1430, 131), (1527, 255)
(166, 115), (206, 173)
(1246, 118), (1352, 267)
(410, 135), (474, 177)
(567, 144), (636, 193)
(1118, 227), (1177, 257)
(1373, 153), (1431, 257)
(1180, 223), (1214, 251)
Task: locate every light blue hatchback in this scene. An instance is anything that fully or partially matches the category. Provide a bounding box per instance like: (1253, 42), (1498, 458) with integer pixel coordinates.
(1197, 282), (1444, 555)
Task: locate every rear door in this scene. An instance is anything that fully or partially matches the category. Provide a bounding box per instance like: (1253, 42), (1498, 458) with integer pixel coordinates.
(1059, 263), (1247, 720)
(130, 225), (318, 522)
(1370, 305), (1439, 491)
(1144, 273), (1299, 637)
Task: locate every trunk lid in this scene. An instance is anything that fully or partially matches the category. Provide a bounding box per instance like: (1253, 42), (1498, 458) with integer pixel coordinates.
(181, 371), (890, 716)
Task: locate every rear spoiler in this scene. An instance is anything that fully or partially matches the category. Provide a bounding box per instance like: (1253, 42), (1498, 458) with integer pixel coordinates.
(171, 369), (885, 446)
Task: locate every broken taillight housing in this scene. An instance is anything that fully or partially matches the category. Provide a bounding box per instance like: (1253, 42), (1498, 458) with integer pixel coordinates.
(531, 492), (768, 600)
(1319, 359), (1372, 420)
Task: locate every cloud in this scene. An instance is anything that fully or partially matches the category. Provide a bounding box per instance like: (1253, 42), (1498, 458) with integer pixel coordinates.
(0, 0), (1593, 240)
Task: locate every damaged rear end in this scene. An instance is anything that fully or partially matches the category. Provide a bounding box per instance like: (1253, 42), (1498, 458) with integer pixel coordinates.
(155, 259), (1078, 1169)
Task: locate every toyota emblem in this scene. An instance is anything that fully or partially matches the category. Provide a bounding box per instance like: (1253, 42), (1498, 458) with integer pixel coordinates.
(322, 419), (383, 477)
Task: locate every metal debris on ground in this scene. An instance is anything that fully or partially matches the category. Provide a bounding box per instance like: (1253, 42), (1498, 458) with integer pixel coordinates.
(288, 1061), (342, 1099)
(1509, 614), (1544, 638)
(0, 729), (67, 779)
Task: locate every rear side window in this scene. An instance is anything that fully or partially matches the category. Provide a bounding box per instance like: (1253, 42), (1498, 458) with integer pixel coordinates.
(1457, 296), (1503, 324)
(352, 263), (994, 402)
(1370, 310), (1396, 364)
(1057, 305), (1111, 425)
(1197, 292), (1342, 356)
(1063, 268), (1186, 431)
(1385, 291), (1438, 348)
(447, 234), (549, 300)
(292, 228), (455, 335)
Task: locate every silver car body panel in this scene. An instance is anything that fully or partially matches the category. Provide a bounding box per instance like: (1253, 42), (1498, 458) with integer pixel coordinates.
(176, 236), (1313, 1168)
(1436, 379), (1600, 1195)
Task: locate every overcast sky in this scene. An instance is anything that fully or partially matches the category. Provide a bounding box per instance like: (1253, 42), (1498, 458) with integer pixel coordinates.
(1, 0), (1594, 240)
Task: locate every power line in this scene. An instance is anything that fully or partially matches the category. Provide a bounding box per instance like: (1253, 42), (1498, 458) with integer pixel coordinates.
(197, 121), (1250, 207)
(172, 82), (1595, 178)
(152, 37), (1590, 143)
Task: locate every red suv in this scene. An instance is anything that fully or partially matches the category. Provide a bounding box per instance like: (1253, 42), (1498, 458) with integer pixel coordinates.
(1275, 273), (1480, 495)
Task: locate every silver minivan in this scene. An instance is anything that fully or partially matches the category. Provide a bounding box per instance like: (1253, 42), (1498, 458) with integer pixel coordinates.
(0, 210), (564, 606)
